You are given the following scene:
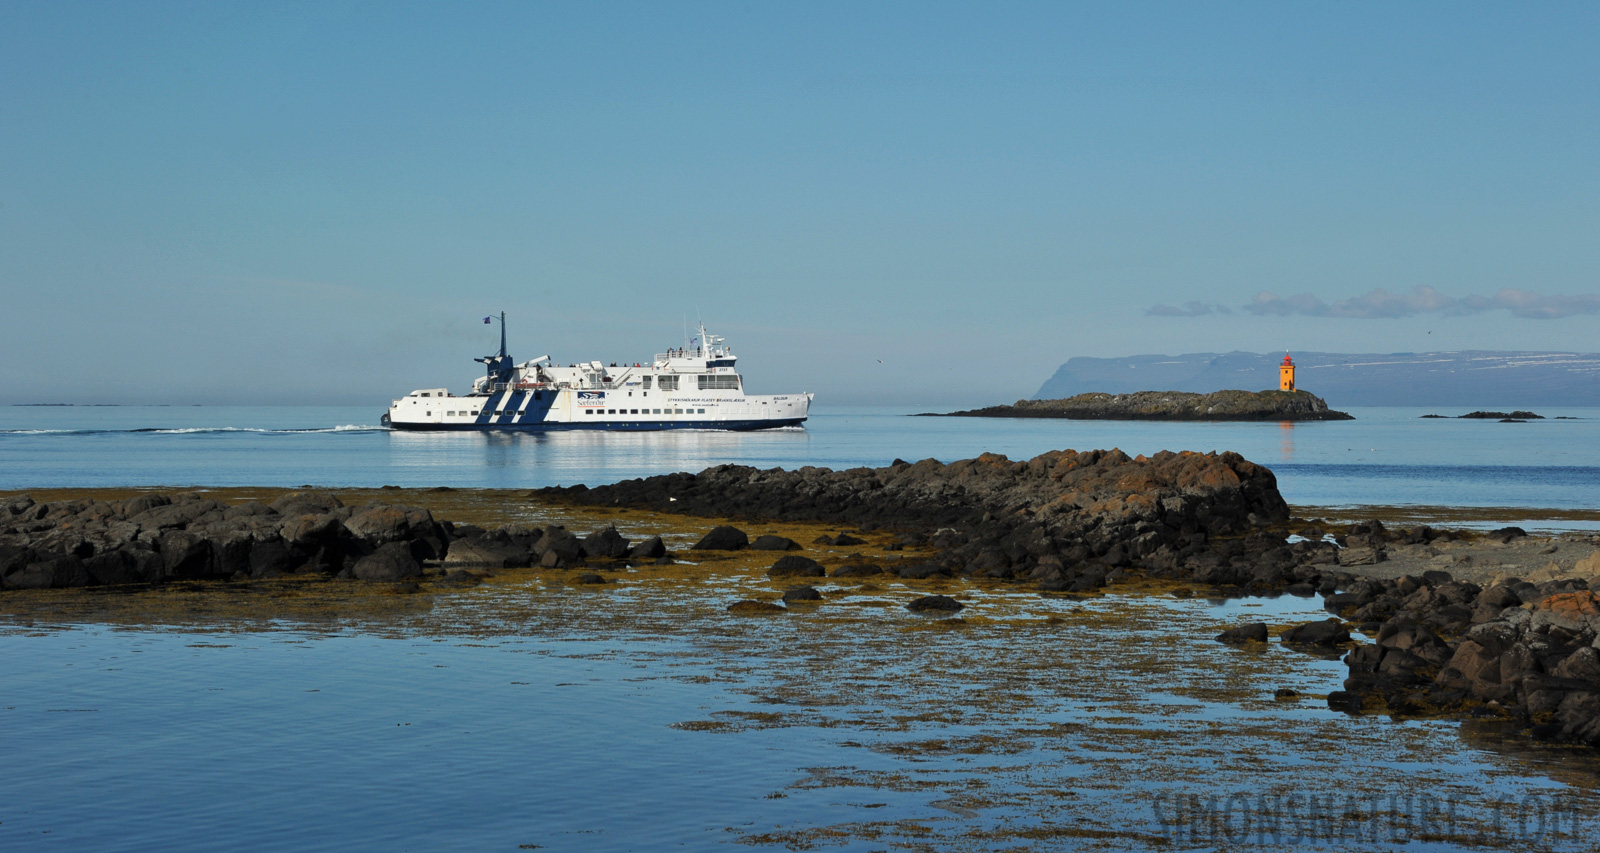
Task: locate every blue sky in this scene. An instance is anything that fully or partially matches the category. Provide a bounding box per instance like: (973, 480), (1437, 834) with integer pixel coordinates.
(2, 2), (1596, 406)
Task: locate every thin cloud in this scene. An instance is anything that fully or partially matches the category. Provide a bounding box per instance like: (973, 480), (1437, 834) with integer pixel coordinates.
(1145, 301), (1232, 317)
(1150, 286), (1600, 320)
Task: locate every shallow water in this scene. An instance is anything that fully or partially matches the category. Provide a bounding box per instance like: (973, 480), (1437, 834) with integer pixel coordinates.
(5, 570), (1600, 851)
(3, 405), (1598, 517)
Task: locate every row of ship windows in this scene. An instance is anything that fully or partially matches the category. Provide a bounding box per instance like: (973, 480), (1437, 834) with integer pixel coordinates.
(586, 408), (706, 416)
(640, 375), (738, 390)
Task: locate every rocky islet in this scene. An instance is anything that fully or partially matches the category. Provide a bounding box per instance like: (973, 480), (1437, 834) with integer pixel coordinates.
(928, 389), (1354, 421)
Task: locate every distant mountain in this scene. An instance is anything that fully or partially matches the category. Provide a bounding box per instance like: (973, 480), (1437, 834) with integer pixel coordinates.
(1034, 351), (1600, 407)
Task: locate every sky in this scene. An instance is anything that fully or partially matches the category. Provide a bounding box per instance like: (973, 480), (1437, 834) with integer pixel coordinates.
(1, 1), (1596, 407)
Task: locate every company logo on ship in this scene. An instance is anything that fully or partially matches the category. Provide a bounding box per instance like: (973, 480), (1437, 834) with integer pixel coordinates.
(577, 392), (605, 407)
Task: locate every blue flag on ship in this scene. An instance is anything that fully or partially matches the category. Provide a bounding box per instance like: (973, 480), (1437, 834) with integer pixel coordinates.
(483, 316), (491, 324)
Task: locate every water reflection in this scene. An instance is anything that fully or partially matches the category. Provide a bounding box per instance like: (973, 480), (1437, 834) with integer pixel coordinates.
(387, 426), (813, 486)
(1280, 420), (1295, 462)
(5, 573), (1600, 851)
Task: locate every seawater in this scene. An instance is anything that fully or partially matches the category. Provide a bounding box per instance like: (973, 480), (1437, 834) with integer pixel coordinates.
(7, 404), (1600, 851)
(3, 405), (1598, 515)
(5, 586), (1599, 851)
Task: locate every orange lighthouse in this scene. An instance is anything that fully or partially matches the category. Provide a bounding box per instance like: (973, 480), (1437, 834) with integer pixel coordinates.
(1279, 353), (1296, 392)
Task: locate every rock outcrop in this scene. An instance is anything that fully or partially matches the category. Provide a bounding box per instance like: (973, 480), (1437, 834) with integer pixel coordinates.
(931, 390), (1353, 421)
(0, 491), (673, 590)
(0, 491), (448, 589)
(539, 448), (1304, 591)
(1294, 521), (1600, 746)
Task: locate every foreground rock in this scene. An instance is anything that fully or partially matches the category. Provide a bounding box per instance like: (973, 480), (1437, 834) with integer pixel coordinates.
(1306, 531), (1600, 746)
(0, 491), (679, 591)
(928, 390), (1353, 422)
(0, 491), (451, 589)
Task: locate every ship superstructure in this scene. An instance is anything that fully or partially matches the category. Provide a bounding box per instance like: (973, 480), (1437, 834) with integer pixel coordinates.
(384, 314), (811, 431)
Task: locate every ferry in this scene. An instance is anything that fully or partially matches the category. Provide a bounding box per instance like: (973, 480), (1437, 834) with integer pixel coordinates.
(383, 314), (812, 431)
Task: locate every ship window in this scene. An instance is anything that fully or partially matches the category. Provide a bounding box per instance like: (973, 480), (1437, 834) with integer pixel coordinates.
(652, 408), (661, 414)
(642, 376), (652, 389)
(658, 375), (679, 391)
(630, 409), (639, 414)
(697, 374), (741, 390)
(697, 408), (706, 414)
(472, 411), (479, 416)
(495, 410), (503, 415)
(533, 391), (543, 400)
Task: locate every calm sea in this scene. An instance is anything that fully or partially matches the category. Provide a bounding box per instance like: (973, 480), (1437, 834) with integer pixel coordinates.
(7, 405), (1600, 851)
(3, 404), (1597, 518)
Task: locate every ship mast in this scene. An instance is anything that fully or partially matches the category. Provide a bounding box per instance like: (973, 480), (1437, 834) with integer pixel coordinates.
(476, 311), (514, 388)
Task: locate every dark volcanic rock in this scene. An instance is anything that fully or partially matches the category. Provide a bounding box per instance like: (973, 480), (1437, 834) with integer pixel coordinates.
(727, 599), (785, 615)
(1327, 575), (1600, 746)
(782, 586), (823, 603)
(535, 528), (584, 562)
(750, 535), (802, 551)
(583, 526), (632, 559)
(1281, 618), (1351, 647)
(767, 556), (826, 579)
(536, 450), (1291, 575)
(351, 542), (423, 581)
(907, 594), (964, 613)
(831, 562), (884, 577)
(629, 535), (667, 560)
(1216, 623), (1269, 644)
(439, 569), (484, 588)
(0, 491), (505, 591)
(572, 572), (609, 585)
(445, 537), (531, 569)
(897, 563), (952, 580)
(693, 526), (749, 551)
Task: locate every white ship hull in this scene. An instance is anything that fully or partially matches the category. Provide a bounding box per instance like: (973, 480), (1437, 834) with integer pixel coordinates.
(384, 317), (812, 432)
(387, 387), (811, 431)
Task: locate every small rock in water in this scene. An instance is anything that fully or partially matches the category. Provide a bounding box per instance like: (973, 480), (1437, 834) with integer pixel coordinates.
(727, 599), (785, 615)
(1215, 623), (1269, 644)
(572, 572), (609, 585)
(629, 536), (667, 560)
(439, 569), (483, 587)
(897, 563), (951, 580)
(767, 556), (826, 578)
(694, 526), (749, 551)
(750, 535), (802, 551)
(1281, 618), (1351, 646)
(907, 594), (964, 613)
(1274, 688), (1301, 700)
(1326, 691), (1361, 713)
(781, 586), (823, 603)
